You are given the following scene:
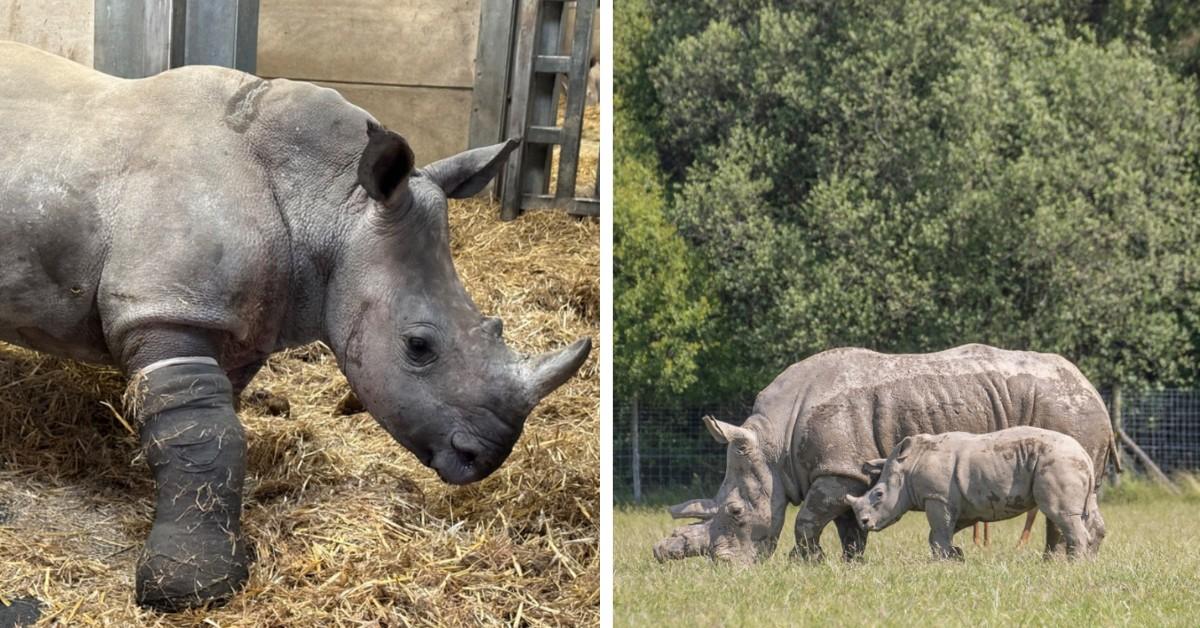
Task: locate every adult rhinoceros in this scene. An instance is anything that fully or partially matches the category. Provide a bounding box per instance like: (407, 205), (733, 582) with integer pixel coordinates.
(0, 41), (590, 610)
(656, 344), (1116, 565)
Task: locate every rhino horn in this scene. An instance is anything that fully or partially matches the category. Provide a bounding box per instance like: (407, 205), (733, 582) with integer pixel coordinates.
(702, 415), (752, 445)
(668, 498), (719, 520)
(527, 337), (592, 400)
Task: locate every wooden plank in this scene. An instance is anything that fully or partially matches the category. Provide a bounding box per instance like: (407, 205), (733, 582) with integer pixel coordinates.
(554, 0), (595, 200)
(317, 82), (474, 166)
(258, 0), (480, 89)
(0, 0), (94, 66)
(500, 0), (541, 220)
(468, 0), (517, 150)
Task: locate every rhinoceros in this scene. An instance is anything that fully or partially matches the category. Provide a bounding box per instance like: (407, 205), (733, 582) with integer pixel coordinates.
(0, 41), (590, 610)
(658, 344), (1116, 565)
(845, 427), (1103, 560)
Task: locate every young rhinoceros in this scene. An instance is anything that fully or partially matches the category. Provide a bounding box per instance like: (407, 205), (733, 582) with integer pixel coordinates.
(0, 42), (591, 611)
(845, 427), (1103, 560)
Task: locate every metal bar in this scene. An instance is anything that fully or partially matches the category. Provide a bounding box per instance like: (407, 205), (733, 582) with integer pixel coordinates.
(555, 0), (595, 200)
(527, 1), (565, 197)
(526, 125), (564, 145)
(500, 0), (543, 220)
(534, 55), (572, 74)
(469, 0), (519, 151)
(95, 0), (178, 78)
(234, 0), (259, 72)
(182, 0), (258, 71)
(521, 194), (599, 216)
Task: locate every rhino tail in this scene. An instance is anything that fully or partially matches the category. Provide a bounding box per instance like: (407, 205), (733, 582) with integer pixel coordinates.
(1108, 432), (1123, 475)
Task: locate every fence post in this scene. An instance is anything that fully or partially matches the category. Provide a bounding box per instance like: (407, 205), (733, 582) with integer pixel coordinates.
(631, 394), (642, 503)
(1111, 384), (1122, 485)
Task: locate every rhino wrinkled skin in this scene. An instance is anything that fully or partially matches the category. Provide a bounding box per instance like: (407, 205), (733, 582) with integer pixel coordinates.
(658, 344), (1115, 565)
(0, 42), (590, 609)
(845, 427), (1103, 560)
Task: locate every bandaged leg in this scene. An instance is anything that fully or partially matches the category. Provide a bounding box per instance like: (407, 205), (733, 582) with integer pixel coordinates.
(132, 359), (249, 611)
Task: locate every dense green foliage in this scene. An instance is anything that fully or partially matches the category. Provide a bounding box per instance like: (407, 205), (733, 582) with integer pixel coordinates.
(615, 0), (1200, 402)
(613, 100), (710, 401)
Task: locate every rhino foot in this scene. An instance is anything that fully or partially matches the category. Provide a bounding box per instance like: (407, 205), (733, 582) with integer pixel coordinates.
(132, 360), (250, 612)
(0, 596), (42, 627)
(136, 534), (250, 612)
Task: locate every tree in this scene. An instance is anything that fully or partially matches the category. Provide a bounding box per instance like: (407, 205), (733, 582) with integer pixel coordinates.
(613, 101), (709, 402)
(638, 1), (1200, 393)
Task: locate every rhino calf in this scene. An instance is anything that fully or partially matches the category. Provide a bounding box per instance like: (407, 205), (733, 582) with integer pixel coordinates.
(845, 427), (1103, 560)
(0, 42), (590, 610)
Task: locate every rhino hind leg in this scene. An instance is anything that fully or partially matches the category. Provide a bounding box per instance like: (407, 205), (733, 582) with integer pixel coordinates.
(790, 475), (865, 563)
(130, 359), (250, 611)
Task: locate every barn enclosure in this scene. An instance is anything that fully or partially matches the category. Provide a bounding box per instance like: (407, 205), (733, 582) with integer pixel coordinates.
(0, 0), (600, 219)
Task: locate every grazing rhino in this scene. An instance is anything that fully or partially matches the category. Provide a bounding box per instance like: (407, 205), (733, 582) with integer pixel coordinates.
(0, 42), (590, 610)
(845, 427), (1103, 559)
(657, 344), (1116, 566)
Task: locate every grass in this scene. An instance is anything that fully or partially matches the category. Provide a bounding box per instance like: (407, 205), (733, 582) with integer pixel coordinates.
(615, 477), (1200, 627)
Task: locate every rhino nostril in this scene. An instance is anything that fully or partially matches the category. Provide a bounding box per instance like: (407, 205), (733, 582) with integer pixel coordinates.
(861, 517), (870, 526)
(450, 431), (482, 466)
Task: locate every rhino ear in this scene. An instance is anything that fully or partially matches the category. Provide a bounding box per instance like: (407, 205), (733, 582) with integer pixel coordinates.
(422, 138), (521, 199)
(702, 415), (752, 445)
(358, 121), (415, 210)
(893, 436), (916, 462)
(862, 458), (887, 481)
(668, 498), (718, 520)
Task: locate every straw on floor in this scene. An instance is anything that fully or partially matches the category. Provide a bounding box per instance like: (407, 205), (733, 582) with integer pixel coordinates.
(0, 152), (599, 624)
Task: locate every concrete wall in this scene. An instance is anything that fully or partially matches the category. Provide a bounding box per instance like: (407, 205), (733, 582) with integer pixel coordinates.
(0, 0), (93, 65)
(1, 0), (481, 165)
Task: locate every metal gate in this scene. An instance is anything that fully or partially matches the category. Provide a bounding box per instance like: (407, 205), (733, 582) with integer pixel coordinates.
(469, 0), (600, 221)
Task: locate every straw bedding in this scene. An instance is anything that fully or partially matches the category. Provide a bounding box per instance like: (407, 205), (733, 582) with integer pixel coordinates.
(0, 113), (600, 626)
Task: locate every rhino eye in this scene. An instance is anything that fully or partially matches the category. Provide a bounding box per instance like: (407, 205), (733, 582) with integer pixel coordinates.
(404, 334), (437, 366)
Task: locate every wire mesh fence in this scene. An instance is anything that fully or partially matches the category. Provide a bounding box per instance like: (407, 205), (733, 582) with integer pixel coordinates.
(614, 389), (1200, 501)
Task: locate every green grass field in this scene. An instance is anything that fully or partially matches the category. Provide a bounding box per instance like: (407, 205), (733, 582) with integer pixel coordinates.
(615, 479), (1200, 626)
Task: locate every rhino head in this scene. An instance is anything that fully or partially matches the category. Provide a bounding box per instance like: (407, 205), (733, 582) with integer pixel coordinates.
(325, 122), (591, 485)
(844, 436), (920, 532)
(658, 416), (788, 564)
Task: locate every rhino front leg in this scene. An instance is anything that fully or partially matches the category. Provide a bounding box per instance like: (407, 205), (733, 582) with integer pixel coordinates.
(833, 511), (869, 561)
(227, 360), (266, 398)
(791, 475), (863, 562)
(123, 330), (250, 611)
(924, 500), (964, 560)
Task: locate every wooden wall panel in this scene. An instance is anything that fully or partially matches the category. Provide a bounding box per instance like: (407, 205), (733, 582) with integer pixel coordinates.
(258, 0), (480, 88)
(320, 81), (474, 165)
(0, 0), (93, 66)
